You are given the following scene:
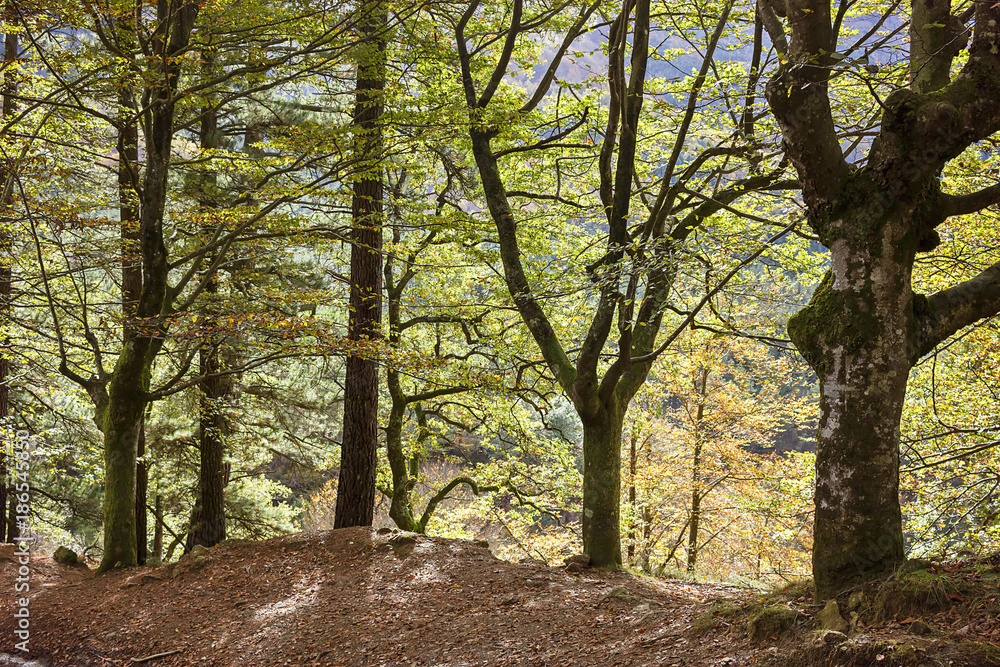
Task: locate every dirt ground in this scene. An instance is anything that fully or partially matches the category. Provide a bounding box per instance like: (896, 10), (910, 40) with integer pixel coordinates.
(1, 529), (999, 666)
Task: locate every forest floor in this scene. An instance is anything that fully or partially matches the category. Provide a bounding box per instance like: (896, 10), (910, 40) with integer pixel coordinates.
(2, 528), (999, 666)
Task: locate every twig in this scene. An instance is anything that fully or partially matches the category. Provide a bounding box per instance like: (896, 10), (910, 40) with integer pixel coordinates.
(130, 649), (183, 663)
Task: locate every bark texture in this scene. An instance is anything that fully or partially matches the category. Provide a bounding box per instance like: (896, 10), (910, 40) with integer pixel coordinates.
(0, 26), (16, 545)
(97, 0), (199, 573)
(762, 0), (1000, 597)
(335, 0), (387, 529)
(186, 55), (230, 551)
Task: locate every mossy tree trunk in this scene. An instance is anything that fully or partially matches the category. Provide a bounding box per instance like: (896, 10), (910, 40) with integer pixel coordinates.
(383, 219), (485, 533)
(761, 0), (1000, 597)
(786, 198), (916, 594)
(96, 0), (199, 573)
(581, 403), (625, 566)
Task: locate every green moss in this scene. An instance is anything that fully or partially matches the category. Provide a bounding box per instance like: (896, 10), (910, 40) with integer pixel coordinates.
(871, 567), (955, 620)
(746, 605), (798, 640)
(691, 611), (717, 636)
(787, 272), (881, 377)
(962, 641), (1000, 664)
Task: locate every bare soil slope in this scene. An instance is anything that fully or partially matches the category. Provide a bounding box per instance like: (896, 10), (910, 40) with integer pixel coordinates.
(2, 530), (999, 666)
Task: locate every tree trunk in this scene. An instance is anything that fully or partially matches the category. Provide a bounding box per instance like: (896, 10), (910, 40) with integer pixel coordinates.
(98, 358), (147, 571)
(135, 424), (147, 563)
(335, 0), (386, 529)
(687, 367), (708, 573)
(119, 76), (145, 563)
(385, 369), (419, 532)
(0, 18), (17, 546)
(152, 493), (163, 562)
(6, 490), (17, 542)
(686, 446), (702, 573)
(187, 335), (230, 549)
(581, 404), (624, 567)
(788, 198), (915, 597)
(186, 50), (229, 551)
(627, 431), (637, 565)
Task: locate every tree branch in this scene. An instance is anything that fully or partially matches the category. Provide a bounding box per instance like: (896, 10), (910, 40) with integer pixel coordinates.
(915, 260), (1000, 360)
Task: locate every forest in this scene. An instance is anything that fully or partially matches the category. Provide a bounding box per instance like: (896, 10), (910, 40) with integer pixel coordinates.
(1, 0), (999, 613)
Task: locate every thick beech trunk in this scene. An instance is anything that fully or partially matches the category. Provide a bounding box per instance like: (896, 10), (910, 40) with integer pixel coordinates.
(335, 0), (386, 529)
(788, 202), (915, 596)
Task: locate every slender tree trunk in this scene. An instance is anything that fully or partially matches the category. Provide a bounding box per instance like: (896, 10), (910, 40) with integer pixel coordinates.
(0, 17), (17, 545)
(788, 201), (915, 597)
(187, 338), (229, 549)
(152, 493), (163, 562)
(385, 369), (419, 532)
(581, 403), (624, 566)
(627, 432), (637, 564)
(335, 0), (386, 529)
(186, 49), (229, 551)
(6, 491), (16, 542)
(383, 228), (418, 532)
(687, 367), (708, 573)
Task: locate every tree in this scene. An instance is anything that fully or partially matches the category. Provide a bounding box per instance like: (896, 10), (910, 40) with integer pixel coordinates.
(454, 0), (797, 565)
(335, 0), (388, 529)
(760, 0), (1000, 596)
(0, 4), (16, 543)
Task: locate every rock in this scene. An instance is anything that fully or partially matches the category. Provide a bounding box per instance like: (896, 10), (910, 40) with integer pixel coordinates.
(376, 527), (393, 535)
(813, 629), (848, 645)
(817, 599), (849, 634)
(189, 544), (209, 558)
(909, 619), (932, 635)
(565, 562), (584, 573)
(53, 546), (79, 565)
(563, 553), (591, 569)
(847, 591), (864, 610)
(472, 539), (489, 549)
(193, 555), (207, 568)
